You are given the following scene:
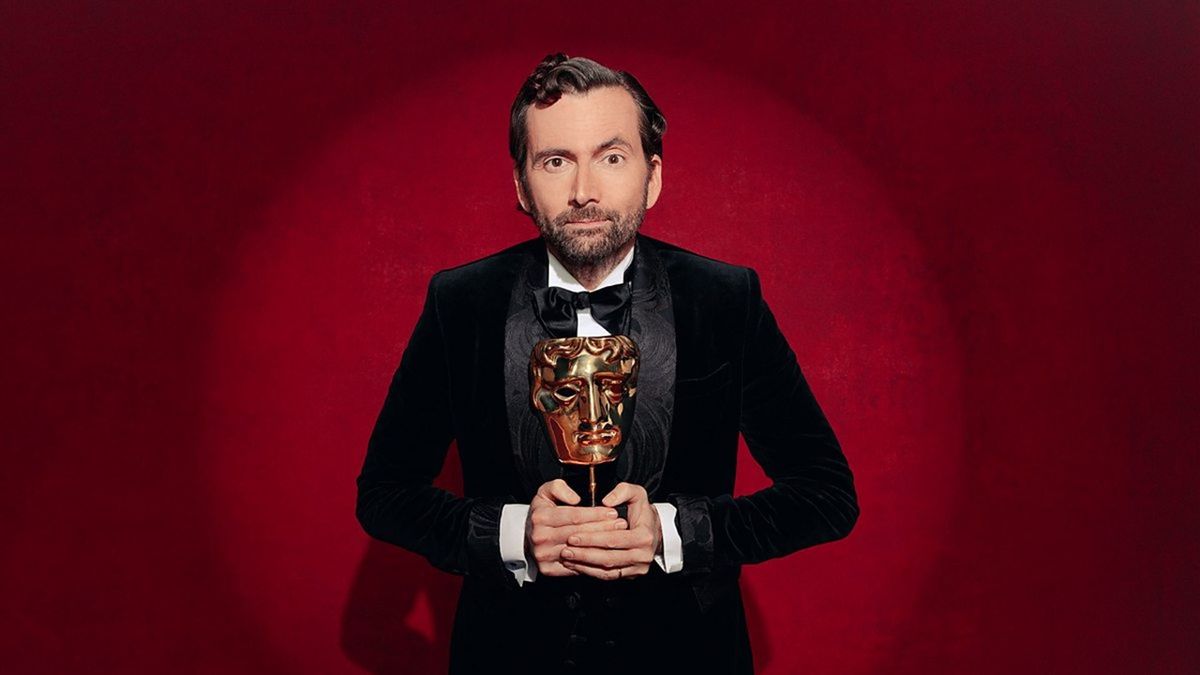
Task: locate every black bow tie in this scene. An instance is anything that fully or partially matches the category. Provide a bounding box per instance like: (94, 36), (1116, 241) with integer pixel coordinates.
(532, 283), (632, 337)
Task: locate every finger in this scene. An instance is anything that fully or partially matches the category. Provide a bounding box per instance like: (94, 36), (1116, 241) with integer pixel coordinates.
(625, 500), (660, 530)
(539, 561), (580, 577)
(531, 503), (614, 527)
(561, 561), (645, 581)
(565, 527), (652, 551)
(561, 545), (641, 569)
(561, 560), (620, 580)
(601, 481), (646, 507)
(535, 516), (624, 547)
(531, 518), (626, 548)
(537, 478), (580, 505)
(540, 505), (619, 528)
(568, 518), (629, 536)
(532, 542), (566, 563)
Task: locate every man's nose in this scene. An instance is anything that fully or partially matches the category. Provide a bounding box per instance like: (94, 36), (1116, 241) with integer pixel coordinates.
(570, 162), (599, 207)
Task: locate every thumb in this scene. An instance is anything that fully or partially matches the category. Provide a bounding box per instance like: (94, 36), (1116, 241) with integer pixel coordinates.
(544, 478), (581, 505)
(601, 482), (639, 507)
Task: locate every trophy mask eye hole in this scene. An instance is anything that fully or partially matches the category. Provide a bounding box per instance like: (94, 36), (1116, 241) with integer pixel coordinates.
(554, 384), (579, 402)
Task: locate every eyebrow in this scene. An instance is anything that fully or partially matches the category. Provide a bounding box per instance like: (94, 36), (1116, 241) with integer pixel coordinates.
(530, 136), (634, 165)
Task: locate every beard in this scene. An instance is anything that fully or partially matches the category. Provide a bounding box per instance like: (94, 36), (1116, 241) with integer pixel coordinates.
(527, 180), (648, 269)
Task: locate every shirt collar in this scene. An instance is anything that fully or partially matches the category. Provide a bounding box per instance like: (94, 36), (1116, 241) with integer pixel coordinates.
(546, 244), (635, 292)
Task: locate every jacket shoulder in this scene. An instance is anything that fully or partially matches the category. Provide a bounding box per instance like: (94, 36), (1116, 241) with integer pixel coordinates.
(645, 235), (756, 298)
(428, 237), (539, 299)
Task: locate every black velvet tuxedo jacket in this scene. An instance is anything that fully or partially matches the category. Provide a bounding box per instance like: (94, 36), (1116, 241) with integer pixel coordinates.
(356, 234), (859, 674)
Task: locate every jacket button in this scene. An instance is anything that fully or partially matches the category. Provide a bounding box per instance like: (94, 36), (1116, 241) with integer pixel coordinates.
(565, 592), (580, 610)
(604, 596), (621, 609)
(604, 639), (616, 649)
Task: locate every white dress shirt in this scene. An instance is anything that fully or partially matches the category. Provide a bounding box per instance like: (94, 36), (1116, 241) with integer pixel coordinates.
(498, 245), (685, 585)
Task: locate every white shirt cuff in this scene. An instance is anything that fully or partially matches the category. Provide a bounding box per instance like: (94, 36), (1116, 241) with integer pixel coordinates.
(653, 502), (684, 573)
(499, 503), (537, 585)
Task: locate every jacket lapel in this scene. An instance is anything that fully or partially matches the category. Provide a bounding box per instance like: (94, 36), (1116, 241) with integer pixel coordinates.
(502, 243), (563, 498)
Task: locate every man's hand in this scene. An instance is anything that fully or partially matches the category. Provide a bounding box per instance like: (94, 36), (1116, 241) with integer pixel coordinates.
(560, 482), (662, 581)
(528, 479), (627, 578)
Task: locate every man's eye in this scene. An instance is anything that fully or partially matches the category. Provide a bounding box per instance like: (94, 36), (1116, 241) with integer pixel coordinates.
(544, 157), (566, 170)
(605, 154), (624, 165)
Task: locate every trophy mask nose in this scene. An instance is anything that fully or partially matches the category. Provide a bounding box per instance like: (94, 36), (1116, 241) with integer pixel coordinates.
(579, 377), (607, 428)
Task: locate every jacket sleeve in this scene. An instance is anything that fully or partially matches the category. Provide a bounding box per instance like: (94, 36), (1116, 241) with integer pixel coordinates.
(355, 272), (515, 588)
(669, 268), (859, 573)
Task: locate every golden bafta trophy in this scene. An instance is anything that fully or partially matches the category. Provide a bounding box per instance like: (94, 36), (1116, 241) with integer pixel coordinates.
(529, 335), (640, 506)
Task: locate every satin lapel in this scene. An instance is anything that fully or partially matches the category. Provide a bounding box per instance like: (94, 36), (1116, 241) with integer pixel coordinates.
(503, 244), (562, 499)
(616, 235), (677, 499)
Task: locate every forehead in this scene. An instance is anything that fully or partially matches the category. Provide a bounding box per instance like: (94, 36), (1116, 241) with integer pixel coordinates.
(554, 352), (625, 379)
(524, 86), (643, 154)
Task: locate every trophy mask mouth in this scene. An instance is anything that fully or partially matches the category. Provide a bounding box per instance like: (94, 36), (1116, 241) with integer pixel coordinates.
(575, 427), (621, 447)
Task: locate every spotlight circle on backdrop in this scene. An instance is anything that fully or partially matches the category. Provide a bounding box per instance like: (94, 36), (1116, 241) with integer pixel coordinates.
(202, 49), (964, 674)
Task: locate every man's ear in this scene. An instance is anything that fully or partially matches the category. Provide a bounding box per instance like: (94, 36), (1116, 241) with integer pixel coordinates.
(645, 155), (663, 209)
(513, 167), (530, 213)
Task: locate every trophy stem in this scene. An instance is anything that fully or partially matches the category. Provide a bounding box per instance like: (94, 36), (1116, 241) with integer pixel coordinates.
(589, 465), (597, 506)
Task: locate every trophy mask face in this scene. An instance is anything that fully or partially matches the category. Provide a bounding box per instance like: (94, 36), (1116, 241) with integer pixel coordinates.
(530, 336), (639, 465)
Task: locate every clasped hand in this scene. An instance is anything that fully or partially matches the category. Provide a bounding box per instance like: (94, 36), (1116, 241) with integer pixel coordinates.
(527, 478), (662, 580)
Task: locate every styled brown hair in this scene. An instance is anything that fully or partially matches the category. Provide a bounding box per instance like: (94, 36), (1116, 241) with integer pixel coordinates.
(509, 53), (667, 182)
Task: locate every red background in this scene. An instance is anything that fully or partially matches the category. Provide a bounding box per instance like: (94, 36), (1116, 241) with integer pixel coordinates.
(2, 2), (1196, 673)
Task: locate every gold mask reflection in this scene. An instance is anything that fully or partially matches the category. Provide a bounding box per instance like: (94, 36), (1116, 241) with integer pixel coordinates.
(530, 336), (639, 465)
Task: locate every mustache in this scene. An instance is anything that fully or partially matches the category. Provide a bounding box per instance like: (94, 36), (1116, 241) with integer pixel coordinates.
(551, 207), (616, 227)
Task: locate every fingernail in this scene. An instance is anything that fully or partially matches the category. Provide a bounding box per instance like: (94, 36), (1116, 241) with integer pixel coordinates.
(568, 536), (580, 545)
(615, 519), (627, 529)
(562, 548), (574, 559)
(608, 509), (618, 517)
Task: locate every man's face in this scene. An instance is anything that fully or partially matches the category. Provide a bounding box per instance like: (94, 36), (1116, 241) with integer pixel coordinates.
(515, 86), (663, 267)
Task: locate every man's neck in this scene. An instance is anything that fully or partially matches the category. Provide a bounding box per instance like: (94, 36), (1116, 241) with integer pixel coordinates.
(550, 238), (636, 291)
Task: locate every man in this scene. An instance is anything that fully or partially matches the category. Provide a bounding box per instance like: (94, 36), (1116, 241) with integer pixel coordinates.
(355, 53), (859, 674)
